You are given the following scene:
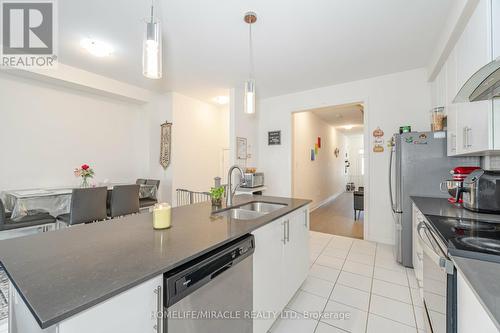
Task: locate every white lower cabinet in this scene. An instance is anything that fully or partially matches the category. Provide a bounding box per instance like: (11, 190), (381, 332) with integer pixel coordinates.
(457, 271), (497, 333)
(9, 275), (163, 333)
(252, 206), (310, 333)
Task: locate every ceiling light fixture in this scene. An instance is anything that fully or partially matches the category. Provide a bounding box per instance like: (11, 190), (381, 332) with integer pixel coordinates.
(142, 0), (162, 79)
(344, 125), (354, 130)
(243, 11), (257, 114)
(213, 96), (230, 105)
(80, 38), (113, 57)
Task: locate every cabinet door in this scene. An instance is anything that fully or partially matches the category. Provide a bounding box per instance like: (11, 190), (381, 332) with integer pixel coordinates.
(282, 208), (310, 306)
(456, 101), (493, 154)
(457, 271), (497, 333)
(59, 275), (163, 333)
(252, 218), (284, 333)
(446, 104), (458, 156)
(456, 0), (493, 90)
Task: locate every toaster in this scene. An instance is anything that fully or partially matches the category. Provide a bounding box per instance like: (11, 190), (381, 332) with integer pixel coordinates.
(462, 169), (500, 213)
(241, 173), (264, 188)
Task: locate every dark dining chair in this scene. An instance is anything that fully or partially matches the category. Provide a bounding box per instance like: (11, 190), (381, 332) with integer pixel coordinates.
(0, 198), (56, 231)
(139, 179), (160, 208)
(353, 190), (364, 221)
(57, 187), (108, 226)
(108, 185), (140, 218)
(136, 179), (147, 185)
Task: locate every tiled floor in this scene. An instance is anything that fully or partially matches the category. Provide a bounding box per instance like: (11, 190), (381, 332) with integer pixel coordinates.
(269, 231), (425, 333)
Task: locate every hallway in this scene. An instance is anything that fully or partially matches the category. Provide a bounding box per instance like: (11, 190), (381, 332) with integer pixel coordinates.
(310, 192), (364, 239)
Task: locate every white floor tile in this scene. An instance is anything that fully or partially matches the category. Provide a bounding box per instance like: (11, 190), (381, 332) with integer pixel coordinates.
(336, 271), (372, 292)
(330, 284), (370, 311)
(366, 314), (417, 333)
(406, 268), (419, 290)
(322, 247), (349, 259)
(314, 321), (349, 333)
(287, 291), (329, 315)
(410, 288), (424, 308)
(301, 276), (335, 299)
(369, 295), (416, 327)
(374, 256), (406, 273)
(349, 246), (377, 256)
(269, 310), (318, 333)
(321, 300), (368, 333)
(342, 261), (374, 278)
(327, 238), (353, 250)
(316, 255), (345, 270)
(347, 252), (375, 266)
(309, 264), (341, 283)
(373, 266), (408, 286)
(371, 279), (411, 304)
(413, 306), (427, 332)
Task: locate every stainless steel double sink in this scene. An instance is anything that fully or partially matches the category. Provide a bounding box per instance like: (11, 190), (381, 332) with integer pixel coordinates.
(214, 202), (287, 220)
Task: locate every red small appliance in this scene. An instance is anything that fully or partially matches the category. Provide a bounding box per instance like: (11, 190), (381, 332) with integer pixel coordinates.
(447, 166), (481, 203)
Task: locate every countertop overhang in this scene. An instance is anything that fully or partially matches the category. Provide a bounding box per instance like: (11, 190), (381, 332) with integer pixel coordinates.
(0, 195), (311, 329)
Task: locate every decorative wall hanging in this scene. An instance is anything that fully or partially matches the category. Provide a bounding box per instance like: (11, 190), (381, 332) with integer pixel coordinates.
(317, 137), (321, 148)
(334, 148), (340, 158)
(160, 121), (172, 169)
(268, 131), (281, 145)
(372, 126), (385, 153)
(310, 149), (315, 161)
(314, 143), (319, 155)
(237, 137), (248, 160)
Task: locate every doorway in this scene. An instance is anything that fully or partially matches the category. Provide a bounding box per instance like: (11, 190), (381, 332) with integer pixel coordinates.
(291, 103), (366, 239)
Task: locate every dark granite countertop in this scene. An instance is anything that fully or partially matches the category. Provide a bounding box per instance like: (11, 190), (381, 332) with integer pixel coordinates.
(411, 196), (500, 329)
(0, 195), (311, 329)
(410, 196), (500, 222)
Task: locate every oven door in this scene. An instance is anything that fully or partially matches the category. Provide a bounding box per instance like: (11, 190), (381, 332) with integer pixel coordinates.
(417, 221), (456, 333)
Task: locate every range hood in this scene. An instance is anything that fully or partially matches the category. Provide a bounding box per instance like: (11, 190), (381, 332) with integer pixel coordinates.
(453, 57), (500, 103)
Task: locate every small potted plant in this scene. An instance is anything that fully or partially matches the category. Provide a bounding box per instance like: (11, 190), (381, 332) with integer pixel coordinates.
(74, 164), (95, 188)
(210, 186), (225, 207)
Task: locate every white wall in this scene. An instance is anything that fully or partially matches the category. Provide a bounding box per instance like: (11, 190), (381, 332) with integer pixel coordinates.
(346, 134), (364, 188)
(144, 92), (173, 203)
(171, 93), (229, 204)
(229, 88), (259, 169)
(258, 68), (431, 244)
(292, 111), (346, 209)
(0, 73), (149, 190)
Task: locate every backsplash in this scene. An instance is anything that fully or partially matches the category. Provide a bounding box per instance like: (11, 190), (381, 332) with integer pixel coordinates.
(481, 156), (500, 170)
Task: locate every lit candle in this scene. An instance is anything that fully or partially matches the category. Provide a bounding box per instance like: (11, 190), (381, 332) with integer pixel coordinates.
(153, 203), (171, 230)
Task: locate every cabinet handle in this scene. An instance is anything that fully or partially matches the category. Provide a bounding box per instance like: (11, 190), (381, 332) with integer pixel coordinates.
(154, 286), (162, 332)
(304, 211), (308, 228)
(282, 221), (287, 244)
(451, 134), (456, 152)
(286, 220), (290, 242)
(467, 127), (472, 148)
(463, 127), (468, 149)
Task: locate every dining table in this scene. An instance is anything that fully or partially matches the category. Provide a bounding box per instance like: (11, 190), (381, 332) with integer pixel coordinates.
(2, 184), (157, 219)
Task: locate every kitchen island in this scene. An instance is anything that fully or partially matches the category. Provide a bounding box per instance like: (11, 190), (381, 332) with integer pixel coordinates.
(0, 195), (311, 333)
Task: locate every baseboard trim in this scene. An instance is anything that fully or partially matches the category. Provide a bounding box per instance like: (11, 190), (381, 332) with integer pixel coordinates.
(310, 192), (343, 212)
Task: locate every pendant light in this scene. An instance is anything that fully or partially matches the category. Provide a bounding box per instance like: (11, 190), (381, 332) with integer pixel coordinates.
(244, 12), (257, 114)
(143, 0), (162, 79)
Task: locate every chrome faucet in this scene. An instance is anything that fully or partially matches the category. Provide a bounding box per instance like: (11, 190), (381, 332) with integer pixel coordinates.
(226, 165), (246, 206)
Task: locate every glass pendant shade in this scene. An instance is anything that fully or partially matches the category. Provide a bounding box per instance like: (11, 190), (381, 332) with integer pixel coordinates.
(143, 19), (162, 79)
(244, 79), (256, 114)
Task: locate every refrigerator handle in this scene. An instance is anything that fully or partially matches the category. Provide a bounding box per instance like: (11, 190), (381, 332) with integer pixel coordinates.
(389, 144), (402, 214)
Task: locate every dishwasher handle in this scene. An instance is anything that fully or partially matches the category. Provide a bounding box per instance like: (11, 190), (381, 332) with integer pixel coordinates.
(164, 235), (255, 307)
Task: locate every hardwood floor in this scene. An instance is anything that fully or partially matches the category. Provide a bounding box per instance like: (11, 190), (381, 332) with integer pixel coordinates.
(310, 192), (364, 239)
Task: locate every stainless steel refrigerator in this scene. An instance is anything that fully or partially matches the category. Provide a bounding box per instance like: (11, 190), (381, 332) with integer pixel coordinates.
(388, 131), (479, 267)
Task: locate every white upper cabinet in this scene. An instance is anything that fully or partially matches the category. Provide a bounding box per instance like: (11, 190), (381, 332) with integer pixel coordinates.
(443, 0), (497, 156)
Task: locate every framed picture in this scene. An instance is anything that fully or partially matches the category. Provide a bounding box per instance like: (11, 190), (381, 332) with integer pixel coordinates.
(268, 131), (281, 145)
(236, 137), (247, 160)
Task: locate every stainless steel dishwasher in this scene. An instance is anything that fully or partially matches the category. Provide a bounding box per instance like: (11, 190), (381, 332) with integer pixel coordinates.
(163, 235), (254, 333)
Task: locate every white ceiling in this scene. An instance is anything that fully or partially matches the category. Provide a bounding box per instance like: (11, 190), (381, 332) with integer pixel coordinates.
(310, 103), (364, 135)
(58, 0), (453, 103)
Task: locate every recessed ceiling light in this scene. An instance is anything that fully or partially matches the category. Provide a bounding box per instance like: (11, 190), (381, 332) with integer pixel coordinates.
(80, 38), (113, 57)
(213, 96), (229, 105)
(344, 125), (354, 130)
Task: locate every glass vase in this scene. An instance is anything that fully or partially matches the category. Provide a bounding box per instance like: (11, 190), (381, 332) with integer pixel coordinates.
(80, 177), (90, 188)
